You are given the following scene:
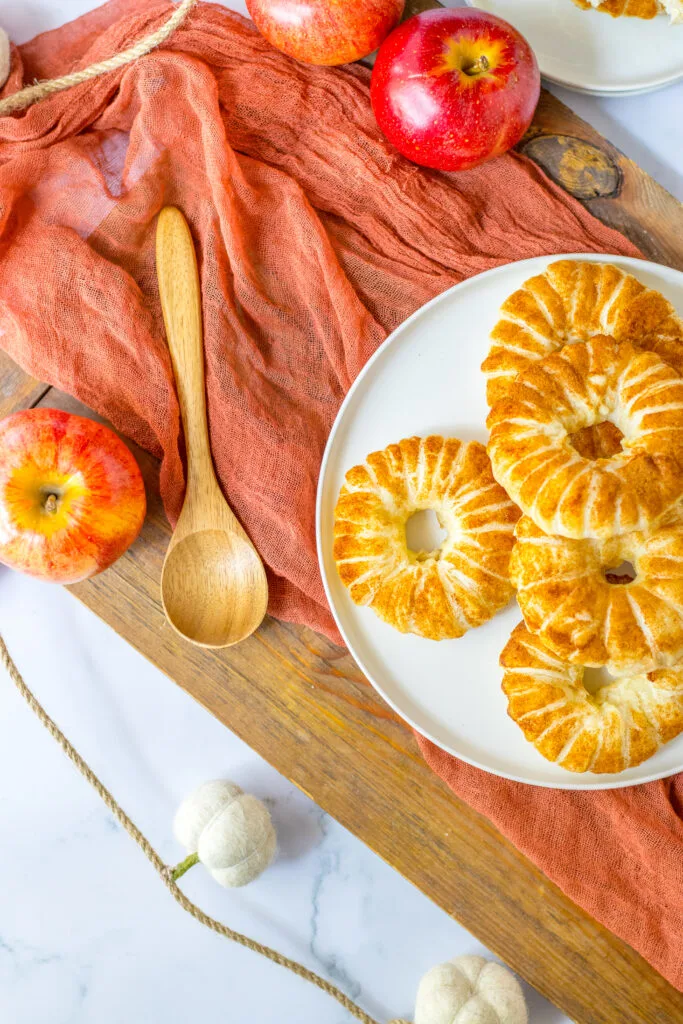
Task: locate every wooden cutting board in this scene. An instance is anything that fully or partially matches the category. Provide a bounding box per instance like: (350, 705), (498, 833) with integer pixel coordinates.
(2, 18), (683, 1024)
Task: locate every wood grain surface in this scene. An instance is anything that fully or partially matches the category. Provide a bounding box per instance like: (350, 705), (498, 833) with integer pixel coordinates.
(522, 91), (683, 269)
(2, 27), (683, 1024)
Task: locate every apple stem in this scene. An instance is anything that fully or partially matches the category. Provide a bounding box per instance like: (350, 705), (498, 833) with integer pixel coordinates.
(44, 494), (58, 514)
(464, 55), (490, 76)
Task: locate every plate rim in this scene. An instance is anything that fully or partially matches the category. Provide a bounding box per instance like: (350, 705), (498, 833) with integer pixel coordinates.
(465, 0), (683, 96)
(316, 252), (683, 791)
(540, 68), (683, 97)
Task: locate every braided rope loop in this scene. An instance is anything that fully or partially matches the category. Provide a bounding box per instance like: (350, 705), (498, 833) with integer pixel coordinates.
(0, 0), (197, 116)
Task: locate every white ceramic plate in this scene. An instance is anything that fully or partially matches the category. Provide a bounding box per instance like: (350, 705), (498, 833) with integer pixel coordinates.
(467, 0), (683, 95)
(317, 254), (683, 789)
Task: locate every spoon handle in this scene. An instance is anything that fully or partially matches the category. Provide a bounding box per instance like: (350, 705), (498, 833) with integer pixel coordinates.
(156, 207), (215, 497)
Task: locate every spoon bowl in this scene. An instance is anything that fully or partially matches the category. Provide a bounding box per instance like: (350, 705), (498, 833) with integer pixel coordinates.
(156, 206), (269, 648)
(161, 529), (268, 648)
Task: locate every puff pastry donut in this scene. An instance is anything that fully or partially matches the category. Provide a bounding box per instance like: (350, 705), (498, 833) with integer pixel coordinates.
(501, 622), (683, 773)
(512, 511), (683, 673)
(487, 335), (683, 539)
(482, 260), (683, 409)
(573, 0), (683, 20)
(333, 436), (519, 640)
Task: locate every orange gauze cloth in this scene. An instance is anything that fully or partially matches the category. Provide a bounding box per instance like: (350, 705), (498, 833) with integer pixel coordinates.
(419, 736), (683, 991)
(0, 0), (642, 633)
(3, 0), (681, 991)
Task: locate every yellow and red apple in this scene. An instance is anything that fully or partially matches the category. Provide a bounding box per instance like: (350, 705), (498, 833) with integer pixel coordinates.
(371, 8), (540, 172)
(0, 408), (146, 584)
(246, 0), (405, 66)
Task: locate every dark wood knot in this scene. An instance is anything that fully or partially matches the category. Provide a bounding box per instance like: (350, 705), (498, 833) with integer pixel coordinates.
(522, 135), (622, 201)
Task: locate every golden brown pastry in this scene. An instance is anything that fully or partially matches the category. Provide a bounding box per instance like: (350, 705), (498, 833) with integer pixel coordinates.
(482, 261), (683, 408)
(487, 335), (683, 540)
(573, 0), (683, 20)
(511, 510), (683, 672)
(501, 621), (683, 773)
(333, 436), (519, 640)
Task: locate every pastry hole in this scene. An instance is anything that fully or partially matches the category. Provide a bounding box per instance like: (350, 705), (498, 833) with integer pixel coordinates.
(569, 421), (624, 461)
(582, 665), (617, 695)
(603, 560), (636, 586)
(405, 509), (448, 562)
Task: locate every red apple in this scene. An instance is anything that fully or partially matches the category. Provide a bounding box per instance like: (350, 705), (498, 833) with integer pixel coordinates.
(246, 0), (405, 66)
(371, 8), (540, 172)
(0, 408), (146, 584)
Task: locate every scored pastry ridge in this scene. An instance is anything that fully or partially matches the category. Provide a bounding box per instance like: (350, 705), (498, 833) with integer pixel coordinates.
(572, 0), (683, 20)
(511, 511), (683, 673)
(333, 435), (520, 641)
(501, 621), (683, 773)
(482, 260), (683, 408)
(487, 335), (683, 540)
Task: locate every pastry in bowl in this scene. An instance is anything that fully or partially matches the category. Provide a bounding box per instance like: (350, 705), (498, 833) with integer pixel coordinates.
(487, 335), (683, 540)
(573, 0), (683, 21)
(511, 510), (683, 673)
(482, 260), (683, 410)
(501, 621), (683, 773)
(333, 435), (519, 640)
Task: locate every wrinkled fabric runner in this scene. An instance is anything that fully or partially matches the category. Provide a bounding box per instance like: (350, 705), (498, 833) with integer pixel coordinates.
(1, 0), (681, 991)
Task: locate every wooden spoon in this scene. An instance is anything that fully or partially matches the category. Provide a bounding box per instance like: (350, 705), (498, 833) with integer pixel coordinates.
(156, 206), (268, 648)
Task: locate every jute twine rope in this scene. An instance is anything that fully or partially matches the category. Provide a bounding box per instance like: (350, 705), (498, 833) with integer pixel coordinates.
(0, 632), (409, 1024)
(0, 0), (198, 116)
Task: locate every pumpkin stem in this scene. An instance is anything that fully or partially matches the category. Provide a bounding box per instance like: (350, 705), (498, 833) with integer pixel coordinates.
(172, 851), (199, 881)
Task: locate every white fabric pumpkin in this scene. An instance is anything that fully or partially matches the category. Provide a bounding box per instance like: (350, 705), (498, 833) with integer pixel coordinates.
(414, 956), (527, 1024)
(173, 779), (276, 888)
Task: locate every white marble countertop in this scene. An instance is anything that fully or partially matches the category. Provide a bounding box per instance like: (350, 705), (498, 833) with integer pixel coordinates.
(0, 3), (681, 1023)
